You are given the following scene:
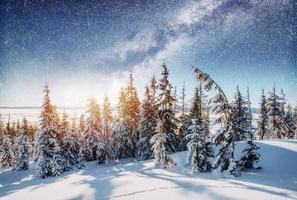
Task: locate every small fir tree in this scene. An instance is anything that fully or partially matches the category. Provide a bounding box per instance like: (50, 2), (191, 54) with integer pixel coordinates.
(13, 118), (30, 171)
(238, 131), (262, 170)
(185, 119), (213, 173)
(113, 120), (135, 159)
(0, 135), (14, 168)
(150, 122), (175, 168)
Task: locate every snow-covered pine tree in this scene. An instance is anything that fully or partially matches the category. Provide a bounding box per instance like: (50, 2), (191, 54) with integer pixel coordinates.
(62, 131), (81, 170)
(80, 97), (102, 161)
(177, 115), (190, 151)
(284, 105), (295, 139)
(0, 134), (14, 168)
(266, 86), (282, 139)
(157, 63), (179, 153)
(179, 85), (205, 151)
(150, 121), (175, 168)
(125, 72), (141, 155)
(59, 112), (82, 170)
(4, 115), (17, 161)
(233, 86), (249, 141)
(237, 90), (261, 170)
(238, 130), (262, 170)
(193, 67), (239, 176)
(96, 138), (115, 164)
(185, 119), (213, 173)
(50, 140), (65, 176)
(36, 83), (65, 178)
(113, 119), (134, 159)
(136, 85), (157, 161)
(279, 89), (288, 138)
(113, 73), (141, 159)
(257, 89), (268, 140)
(94, 95), (115, 165)
(13, 118), (30, 171)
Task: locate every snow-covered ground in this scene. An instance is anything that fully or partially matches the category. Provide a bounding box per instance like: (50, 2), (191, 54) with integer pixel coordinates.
(1, 140), (297, 200)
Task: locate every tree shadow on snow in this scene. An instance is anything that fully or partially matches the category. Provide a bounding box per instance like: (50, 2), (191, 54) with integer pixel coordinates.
(237, 141), (297, 192)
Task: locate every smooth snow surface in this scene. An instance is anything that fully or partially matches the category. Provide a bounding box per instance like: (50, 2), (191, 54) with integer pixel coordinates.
(1, 140), (297, 200)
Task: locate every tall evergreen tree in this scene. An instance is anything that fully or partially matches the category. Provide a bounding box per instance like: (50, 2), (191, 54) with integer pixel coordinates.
(233, 87), (249, 141)
(266, 86), (282, 139)
(279, 89), (287, 138)
(114, 72), (141, 159)
(36, 83), (65, 178)
(125, 72), (141, 130)
(257, 89), (268, 140)
(179, 85), (206, 151)
(136, 85), (157, 160)
(80, 97), (102, 161)
(97, 96), (115, 164)
(157, 63), (179, 153)
(13, 118), (30, 171)
(178, 82), (189, 151)
(193, 67), (239, 176)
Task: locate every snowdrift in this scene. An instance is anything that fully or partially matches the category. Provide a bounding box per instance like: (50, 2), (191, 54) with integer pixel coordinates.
(0, 140), (297, 200)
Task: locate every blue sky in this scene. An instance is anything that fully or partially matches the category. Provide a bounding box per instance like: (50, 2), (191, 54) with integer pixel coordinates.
(0, 0), (296, 107)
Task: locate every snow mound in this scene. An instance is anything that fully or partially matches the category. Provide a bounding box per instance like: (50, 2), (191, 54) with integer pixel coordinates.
(1, 140), (297, 200)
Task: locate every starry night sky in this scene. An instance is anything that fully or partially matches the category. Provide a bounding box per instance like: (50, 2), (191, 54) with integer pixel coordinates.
(0, 0), (296, 107)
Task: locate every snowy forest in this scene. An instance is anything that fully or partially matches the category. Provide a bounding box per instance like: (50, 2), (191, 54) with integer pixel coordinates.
(1, 64), (296, 178)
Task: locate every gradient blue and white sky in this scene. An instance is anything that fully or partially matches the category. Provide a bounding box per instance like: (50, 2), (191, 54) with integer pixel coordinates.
(0, 0), (296, 107)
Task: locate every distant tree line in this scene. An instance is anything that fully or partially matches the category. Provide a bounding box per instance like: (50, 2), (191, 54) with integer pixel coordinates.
(0, 63), (296, 177)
